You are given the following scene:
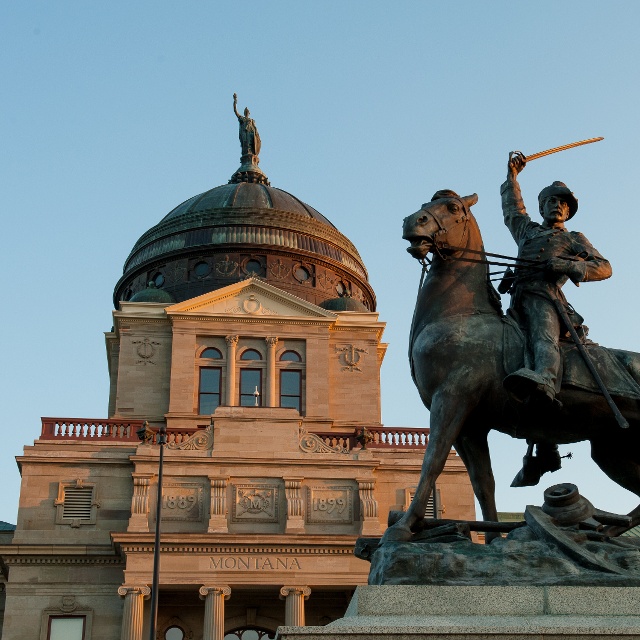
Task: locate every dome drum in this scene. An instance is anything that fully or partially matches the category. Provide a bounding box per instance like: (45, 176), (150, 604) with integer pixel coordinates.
(115, 247), (374, 310)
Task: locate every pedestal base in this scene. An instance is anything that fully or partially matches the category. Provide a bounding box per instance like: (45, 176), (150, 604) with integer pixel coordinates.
(278, 585), (640, 638)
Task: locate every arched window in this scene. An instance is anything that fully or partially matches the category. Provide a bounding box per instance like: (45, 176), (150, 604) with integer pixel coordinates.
(201, 347), (222, 359)
(240, 349), (262, 361)
(279, 350), (301, 362)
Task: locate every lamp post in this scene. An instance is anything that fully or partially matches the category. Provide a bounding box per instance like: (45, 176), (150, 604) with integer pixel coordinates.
(136, 421), (167, 640)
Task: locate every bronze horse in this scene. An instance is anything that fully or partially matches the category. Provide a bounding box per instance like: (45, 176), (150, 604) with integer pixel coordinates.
(382, 191), (640, 543)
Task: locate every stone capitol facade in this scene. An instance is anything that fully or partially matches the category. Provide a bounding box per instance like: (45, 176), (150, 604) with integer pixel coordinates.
(0, 114), (475, 640)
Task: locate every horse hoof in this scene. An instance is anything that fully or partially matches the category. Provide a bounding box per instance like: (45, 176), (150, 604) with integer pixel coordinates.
(380, 523), (413, 544)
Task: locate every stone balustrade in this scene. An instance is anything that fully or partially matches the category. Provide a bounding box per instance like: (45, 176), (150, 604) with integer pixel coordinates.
(40, 417), (144, 441)
(39, 419), (428, 449)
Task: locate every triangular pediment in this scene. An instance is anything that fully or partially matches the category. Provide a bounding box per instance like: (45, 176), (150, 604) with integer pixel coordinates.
(165, 278), (337, 319)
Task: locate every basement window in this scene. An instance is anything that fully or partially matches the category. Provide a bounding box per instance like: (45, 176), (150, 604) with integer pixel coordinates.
(55, 479), (99, 527)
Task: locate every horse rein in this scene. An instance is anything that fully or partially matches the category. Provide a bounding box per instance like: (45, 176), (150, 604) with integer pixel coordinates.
(415, 202), (544, 281)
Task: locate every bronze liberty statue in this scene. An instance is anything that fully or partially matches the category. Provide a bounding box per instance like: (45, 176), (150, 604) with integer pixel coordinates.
(233, 92), (261, 156)
(229, 93), (269, 186)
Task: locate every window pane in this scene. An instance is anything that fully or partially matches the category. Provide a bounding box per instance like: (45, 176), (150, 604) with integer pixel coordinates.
(240, 349), (262, 360)
(200, 394), (220, 414)
(281, 371), (301, 395)
(50, 617), (84, 640)
(240, 370), (261, 406)
(280, 396), (300, 411)
(199, 368), (221, 414)
(280, 350), (301, 362)
(200, 368), (221, 392)
(201, 348), (222, 359)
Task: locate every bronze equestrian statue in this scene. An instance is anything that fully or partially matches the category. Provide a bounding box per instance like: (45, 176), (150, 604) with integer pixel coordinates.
(382, 155), (640, 544)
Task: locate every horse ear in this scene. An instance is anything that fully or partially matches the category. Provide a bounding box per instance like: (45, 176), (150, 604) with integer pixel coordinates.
(462, 193), (478, 208)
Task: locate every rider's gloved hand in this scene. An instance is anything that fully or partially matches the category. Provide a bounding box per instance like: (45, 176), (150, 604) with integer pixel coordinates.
(545, 257), (585, 283)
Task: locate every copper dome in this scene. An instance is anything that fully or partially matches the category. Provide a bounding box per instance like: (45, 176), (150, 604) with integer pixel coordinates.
(113, 169), (375, 310)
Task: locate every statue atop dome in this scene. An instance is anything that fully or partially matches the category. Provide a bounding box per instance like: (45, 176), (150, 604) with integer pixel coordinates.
(229, 93), (269, 185)
(233, 93), (261, 156)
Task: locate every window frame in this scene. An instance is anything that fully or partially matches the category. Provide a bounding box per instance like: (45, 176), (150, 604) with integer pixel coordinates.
(239, 368), (263, 406)
(240, 348), (263, 361)
(198, 366), (222, 415)
(200, 347), (222, 360)
(40, 609), (92, 640)
(279, 369), (302, 412)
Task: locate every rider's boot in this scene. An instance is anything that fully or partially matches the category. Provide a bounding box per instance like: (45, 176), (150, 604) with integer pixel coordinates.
(511, 441), (562, 487)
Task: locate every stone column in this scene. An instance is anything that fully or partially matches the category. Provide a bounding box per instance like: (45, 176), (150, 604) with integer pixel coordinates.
(199, 585), (231, 640)
(265, 337), (278, 407)
(283, 477), (305, 533)
(357, 478), (381, 535)
(225, 335), (239, 406)
(118, 585), (150, 640)
(279, 586), (311, 626)
(207, 476), (229, 533)
(128, 473), (153, 532)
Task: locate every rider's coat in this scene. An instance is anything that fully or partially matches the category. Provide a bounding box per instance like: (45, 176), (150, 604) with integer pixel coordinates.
(500, 177), (611, 396)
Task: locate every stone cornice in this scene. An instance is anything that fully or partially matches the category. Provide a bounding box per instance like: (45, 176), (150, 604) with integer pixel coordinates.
(2, 556), (124, 566)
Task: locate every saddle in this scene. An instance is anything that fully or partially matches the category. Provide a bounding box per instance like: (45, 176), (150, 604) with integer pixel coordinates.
(503, 312), (640, 401)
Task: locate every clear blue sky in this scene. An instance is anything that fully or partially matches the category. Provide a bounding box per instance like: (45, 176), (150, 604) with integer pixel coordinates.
(2, 1), (640, 522)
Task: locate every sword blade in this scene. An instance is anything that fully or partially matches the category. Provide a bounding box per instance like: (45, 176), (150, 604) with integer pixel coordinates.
(525, 137), (604, 163)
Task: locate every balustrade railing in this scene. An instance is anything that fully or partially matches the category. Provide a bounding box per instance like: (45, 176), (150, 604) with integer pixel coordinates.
(315, 426), (428, 451)
(40, 418), (428, 450)
(368, 426), (429, 448)
(40, 418), (144, 441)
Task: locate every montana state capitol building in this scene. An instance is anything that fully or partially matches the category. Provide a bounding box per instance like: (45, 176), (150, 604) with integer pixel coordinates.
(0, 112), (474, 640)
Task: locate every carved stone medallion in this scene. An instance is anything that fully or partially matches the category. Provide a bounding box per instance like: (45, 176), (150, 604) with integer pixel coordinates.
(232, 484), (279, 523)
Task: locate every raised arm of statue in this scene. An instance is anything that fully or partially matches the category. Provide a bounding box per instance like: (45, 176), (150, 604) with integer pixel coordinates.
(233, 93), (242, 120)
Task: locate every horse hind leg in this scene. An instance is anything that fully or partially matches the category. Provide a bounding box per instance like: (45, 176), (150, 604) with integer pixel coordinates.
(591, 437), (640, 534)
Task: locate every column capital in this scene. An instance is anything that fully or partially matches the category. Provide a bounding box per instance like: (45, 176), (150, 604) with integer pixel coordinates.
(279, 585), (311, 600)
(265, 336), (279, 347)
(225, 335), (239, 347)
(199, 585), (231, 600)
(118, 585), (151, 598)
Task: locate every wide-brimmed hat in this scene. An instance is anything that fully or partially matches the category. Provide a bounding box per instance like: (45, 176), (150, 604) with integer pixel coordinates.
(538, 181), (578, 219)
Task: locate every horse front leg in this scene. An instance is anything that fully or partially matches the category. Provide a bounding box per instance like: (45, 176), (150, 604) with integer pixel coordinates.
(454, 427), (499, 543)
(381, 392), (470, 543)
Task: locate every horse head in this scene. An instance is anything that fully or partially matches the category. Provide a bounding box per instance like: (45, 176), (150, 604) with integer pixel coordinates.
(403, 190), (479, 260)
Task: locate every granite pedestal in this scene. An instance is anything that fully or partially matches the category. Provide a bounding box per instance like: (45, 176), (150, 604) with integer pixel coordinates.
(277, 585), (640, 639)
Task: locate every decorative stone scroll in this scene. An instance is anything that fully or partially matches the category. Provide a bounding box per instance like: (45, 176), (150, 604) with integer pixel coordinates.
(306, 486), (354, 524)
(232, 484), (279, 523)
(298, 428), (349, 454)
(225, 294), (278, 316)
(167, 424), (214, 450)
(161, 482), (203, 522)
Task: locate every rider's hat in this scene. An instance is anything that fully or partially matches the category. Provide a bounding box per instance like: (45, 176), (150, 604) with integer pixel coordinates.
(538, 181), (578, 219)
